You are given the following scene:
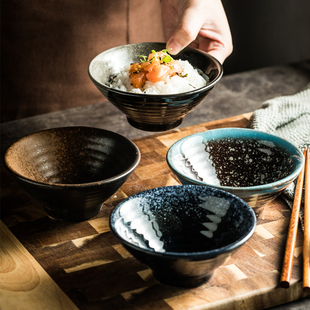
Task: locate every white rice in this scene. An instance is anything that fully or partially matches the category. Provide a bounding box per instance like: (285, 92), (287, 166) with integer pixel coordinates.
(108, 60), (208, 94)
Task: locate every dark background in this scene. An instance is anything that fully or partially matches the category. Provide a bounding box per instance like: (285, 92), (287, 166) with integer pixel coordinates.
(222, 0), (310, 74)
(1, 0), (310, 122)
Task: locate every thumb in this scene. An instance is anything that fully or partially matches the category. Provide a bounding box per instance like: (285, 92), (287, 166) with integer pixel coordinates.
(166, 8), (204, 55)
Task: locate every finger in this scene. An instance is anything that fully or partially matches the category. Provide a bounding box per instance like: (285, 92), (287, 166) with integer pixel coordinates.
(193, 34), (232, 64)
(207, 50), (228, 64)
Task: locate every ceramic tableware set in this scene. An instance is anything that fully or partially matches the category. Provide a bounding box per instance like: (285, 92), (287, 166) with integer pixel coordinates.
(4, 43), (304, 287)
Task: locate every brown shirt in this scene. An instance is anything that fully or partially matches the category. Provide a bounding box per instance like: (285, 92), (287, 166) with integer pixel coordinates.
(1, 0), (164, 122)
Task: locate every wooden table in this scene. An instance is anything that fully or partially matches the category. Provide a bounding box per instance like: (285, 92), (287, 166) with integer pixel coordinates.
(1, 113), (309, 310)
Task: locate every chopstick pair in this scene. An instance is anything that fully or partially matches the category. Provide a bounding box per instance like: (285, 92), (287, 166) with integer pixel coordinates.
(280, 147), (309, 292)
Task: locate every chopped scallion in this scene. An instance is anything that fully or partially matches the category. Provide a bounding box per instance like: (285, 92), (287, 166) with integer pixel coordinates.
(139, 55), (148, 62)
(162, 55), (172, 63)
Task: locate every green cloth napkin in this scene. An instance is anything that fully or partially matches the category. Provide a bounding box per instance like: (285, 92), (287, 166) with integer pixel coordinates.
(249, 84), (310, 230)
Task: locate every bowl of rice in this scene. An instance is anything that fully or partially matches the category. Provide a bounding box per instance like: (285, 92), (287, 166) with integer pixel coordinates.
(88, 42), (223, 132)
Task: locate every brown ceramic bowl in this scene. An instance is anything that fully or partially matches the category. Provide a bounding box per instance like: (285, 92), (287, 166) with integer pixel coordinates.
(88, 42), (223, 132)
(3, 127), (140, 221)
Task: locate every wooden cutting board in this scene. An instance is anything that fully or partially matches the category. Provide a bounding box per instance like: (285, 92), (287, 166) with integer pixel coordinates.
(1, 113), (309, 310)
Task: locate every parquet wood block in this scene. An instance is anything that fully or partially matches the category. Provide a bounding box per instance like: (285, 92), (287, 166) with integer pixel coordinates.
(1, 113), (309, 309)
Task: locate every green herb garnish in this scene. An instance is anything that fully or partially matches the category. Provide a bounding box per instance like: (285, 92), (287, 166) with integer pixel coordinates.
(139, 55), (148, 62)
(162, 55), (172, 63)
(138, 49), (173, 63)
(161, 48), (172, 53)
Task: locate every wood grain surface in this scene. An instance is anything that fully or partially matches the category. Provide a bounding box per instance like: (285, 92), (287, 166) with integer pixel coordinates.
(0, 221), (78, 310)
(1, 113), (309, 310)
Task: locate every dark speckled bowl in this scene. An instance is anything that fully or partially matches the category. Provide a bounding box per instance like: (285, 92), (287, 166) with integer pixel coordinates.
(88, 42), (223, 132)
(167, 128), (304, 217)
(4, 127), (140, 221)
(110, 185), (256, 288)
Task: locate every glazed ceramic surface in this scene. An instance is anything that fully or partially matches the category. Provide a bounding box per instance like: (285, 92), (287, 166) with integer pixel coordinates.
(4, 127), (140, 221)
(167, 128), (304, 217)
(88, 42), (222, 132)
(110, 185), (256, 287)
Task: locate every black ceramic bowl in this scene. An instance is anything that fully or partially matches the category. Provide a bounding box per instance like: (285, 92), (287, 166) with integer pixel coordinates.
(110, 185), (256, 287)
(4, 127), (140, 221)
(88, 42), (223, 132)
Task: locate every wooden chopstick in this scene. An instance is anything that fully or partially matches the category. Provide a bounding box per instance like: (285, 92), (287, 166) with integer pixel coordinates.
(280, 147), (307, 288)
(303, 147), (309, 293)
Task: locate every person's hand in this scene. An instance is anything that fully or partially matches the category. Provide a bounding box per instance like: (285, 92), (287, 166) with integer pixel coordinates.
(161, 0), (233, 63)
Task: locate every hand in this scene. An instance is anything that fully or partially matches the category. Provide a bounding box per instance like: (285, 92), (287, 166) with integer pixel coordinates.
(161, 0), (233, 63)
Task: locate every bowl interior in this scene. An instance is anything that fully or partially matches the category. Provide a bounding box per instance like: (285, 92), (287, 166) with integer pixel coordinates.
(4, 127), (140, 185)
(89, 42), (222, 95)
(167, 128), (304, 190)
(110, 185), (256, 256)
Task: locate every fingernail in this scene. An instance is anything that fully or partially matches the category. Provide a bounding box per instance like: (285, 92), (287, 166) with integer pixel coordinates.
(167, 38), (182, 55)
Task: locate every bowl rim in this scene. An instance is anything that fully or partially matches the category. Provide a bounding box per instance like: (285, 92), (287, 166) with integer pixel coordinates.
(166, 128), (305, 192)
(3, 126), (141, 188)
(88, 42), (223, 98)
(109, 184), (257, 259)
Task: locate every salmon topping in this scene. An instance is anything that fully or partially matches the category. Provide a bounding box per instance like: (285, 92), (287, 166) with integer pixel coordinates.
(129, 50), (184, 89)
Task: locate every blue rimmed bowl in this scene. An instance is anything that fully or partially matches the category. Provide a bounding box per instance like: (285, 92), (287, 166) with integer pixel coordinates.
(88, 42), (223, 132)
(166, 128), (304, 217)
(110, 185), (256, 287)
